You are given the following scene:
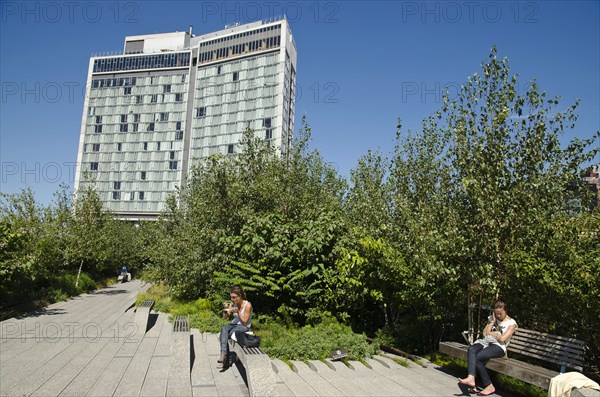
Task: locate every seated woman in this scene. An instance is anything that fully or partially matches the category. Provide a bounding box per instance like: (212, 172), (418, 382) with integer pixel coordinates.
(458, 299), (518, 396)
(218, 285), (253, 365)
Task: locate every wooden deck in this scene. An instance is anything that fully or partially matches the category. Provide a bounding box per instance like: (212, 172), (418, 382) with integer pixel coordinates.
(0, 280), (519, 396)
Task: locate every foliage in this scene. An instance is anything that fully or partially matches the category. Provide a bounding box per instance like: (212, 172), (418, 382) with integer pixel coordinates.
(1, 48), (598, 373)
(0, 184), (147, 308)
(135, 284), (228, 333)
(256, 316), (378, 362)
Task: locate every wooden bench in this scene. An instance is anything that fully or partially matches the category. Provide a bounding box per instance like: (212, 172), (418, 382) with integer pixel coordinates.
(228, 338), (277, 397)
(133, 299), (154, 339)
(439, 328), (586, 389)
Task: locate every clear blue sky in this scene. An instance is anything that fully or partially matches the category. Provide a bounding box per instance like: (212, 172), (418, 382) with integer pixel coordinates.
(1, 1), (599, 205)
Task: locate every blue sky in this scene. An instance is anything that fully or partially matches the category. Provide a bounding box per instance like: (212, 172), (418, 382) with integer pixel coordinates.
(1, 1), (599, 205)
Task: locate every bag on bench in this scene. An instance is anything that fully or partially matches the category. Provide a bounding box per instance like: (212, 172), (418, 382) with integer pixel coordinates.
(234, 331), (261, 348)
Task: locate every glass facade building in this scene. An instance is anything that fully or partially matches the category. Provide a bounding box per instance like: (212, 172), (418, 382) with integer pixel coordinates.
(75, 19), (297, 220)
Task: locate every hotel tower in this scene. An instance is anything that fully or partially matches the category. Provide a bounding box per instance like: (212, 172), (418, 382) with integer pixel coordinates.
(74, 18), (297, 220)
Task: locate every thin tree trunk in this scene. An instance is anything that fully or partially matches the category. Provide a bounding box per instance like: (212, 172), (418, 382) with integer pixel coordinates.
(75, 259), (83, 287)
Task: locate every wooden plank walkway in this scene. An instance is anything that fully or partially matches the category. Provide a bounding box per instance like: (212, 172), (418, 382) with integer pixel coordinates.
(1, 280), (521, 397)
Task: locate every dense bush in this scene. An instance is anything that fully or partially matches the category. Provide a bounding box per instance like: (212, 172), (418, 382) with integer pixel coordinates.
(257, 315), (378, 362)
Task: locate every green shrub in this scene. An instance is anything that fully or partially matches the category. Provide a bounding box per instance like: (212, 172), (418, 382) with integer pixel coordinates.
(136, 283), (174, 312)
(189, 311), (228, 333)
(75, 273), (96, 293)
(258, 317), (378, 361)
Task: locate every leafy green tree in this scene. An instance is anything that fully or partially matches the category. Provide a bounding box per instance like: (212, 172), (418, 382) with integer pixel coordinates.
(64, 187), (112, 284)
(388, 47), (596, 350)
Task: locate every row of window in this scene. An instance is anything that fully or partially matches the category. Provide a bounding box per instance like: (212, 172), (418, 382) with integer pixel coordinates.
(198, 35), (281, 64)
(90, 91), (186, 104)
(90, 160), (178, 171)
(91, 77), (137, 88)
(199, 24), (281, 48)
(113, 191), (146, 201)
(93, 52), (191, 73)
(84, 138), (184, 153)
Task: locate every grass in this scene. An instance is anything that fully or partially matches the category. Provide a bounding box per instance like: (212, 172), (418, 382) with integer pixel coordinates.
(135, 284), (228, 333)
(393, 357), (411, 367)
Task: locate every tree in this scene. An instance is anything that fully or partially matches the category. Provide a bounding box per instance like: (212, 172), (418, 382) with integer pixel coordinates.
(380, 47), (599, 348)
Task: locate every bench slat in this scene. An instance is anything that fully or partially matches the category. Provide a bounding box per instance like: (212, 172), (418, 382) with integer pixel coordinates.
(509, 339), (585, 361)
(513, 329), (585, 348)
(510, 336), (586, 355)
(172, 315), (190, 333)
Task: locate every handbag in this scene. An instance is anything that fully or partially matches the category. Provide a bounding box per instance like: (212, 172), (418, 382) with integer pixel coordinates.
(234, 331), (261, 348)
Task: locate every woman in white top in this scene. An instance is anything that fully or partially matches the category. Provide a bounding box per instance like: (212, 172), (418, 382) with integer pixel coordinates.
(458, 299), (518, 396)
(218, 285), (253, 365)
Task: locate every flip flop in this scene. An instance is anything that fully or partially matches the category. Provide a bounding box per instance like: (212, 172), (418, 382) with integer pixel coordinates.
(477, 390), (495, 396)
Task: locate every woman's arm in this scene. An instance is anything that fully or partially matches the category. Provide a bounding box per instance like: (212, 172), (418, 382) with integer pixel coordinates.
(237, 301), (252, 325)
(494, 324), (517, 342)
(482, 320), (495, 336)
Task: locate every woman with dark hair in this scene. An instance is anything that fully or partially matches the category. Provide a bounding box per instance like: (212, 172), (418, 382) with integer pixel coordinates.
(218, 285), (253, 365)
(458, 299), (518, 396)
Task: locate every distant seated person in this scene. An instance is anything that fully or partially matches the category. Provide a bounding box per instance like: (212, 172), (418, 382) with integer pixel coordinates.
(218, 285), (253, 366)
(119, 265), (131, 282)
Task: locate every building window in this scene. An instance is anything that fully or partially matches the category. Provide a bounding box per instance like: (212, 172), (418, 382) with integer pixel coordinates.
(117, 143), (122, 151)
(147, 122), (155, 132)
(135, 95), (142, 104)
(88, 107), (95, 116)
(130, 191), (135, 200)
(175, 130), (183, 140)
(169, 151), (176, 160)
(163, 84), (171, 93)
(150, 94), (157, 103)
(228, 144), (234, 154)
(141, 171), (146, 180)
(176, 121), (182, 130)
(169, 160), (177, 170)
(263, 117), (272, 128)
(95, 116), (102, 124)
(90, 162), (98, 171)
(181, 74), (186, 83)
(157, 142), (161, 150)
(120, 123), (128, 132)
(265, 129), (273, 140)
(175, 93), (183, 102)
(92, 143), (100, 151)
(233, 72), (238, 81)
(114, 181), (121, 190)
(132, 123), (138, 132)
(120, 114), (127, 123)
(196, 107), (206, 117)
(159, 112), (168, 122)
(112, 191), (121, 200)
(123, 86), (132, 95)
(139, 191), (145, 200)
(217, 65), (222, 75)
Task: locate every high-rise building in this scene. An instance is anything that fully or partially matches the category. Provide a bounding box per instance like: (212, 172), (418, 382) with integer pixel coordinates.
(74, 18), (297, 220)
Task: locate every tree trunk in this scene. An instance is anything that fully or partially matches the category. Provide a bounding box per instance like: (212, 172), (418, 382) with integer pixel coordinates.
(75, 259), (84, 287)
